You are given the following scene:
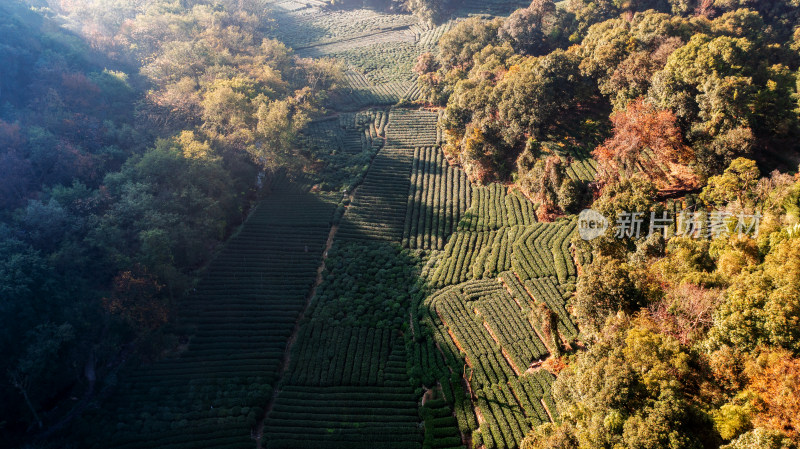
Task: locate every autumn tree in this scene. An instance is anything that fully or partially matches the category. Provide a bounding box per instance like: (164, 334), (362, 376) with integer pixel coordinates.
(413, 52), (445, 104)
(721, 428), (798, 449)
(252, 92), (313, 172)
(413, 52), (437, 76)
(594, 97), (695, 187)
(648, 283), (722, 345)
(744, 349), (800, 438)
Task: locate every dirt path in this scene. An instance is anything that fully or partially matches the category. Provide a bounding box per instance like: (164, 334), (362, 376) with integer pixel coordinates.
(541, 398), (554, 422)
(254, 223), (339, 448)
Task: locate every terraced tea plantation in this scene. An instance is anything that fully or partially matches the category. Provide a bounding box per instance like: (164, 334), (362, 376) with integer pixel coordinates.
(281, 101), (580, 449)
(303, 109), (392, 192)
(403, 146), (472, 250)
(334, 71), (418, 110)
(302, 109), (387, 156)
(263, 381), (420, 449)
(264, 332), (421, 449)
(385, 109), (440, 148)
(405, 164), (579, 449)
(259, 109), (440, 449)
(418, 255), (577, 449)
(538, 141), (598, 182)
(263, 0), (453, 112)
(70, 0), (596, 446)
(457, 0), (533, 16)
(262, 240), (424, 449)
(337, 146), (414, 242)
(428, 185), (541, 287)
(74, 106), (584, 449)
(71, 180), (340, 449)
(265, 7), (417, 50)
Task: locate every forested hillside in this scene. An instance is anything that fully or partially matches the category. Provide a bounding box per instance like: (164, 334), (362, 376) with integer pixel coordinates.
(1, 0), (800, 448)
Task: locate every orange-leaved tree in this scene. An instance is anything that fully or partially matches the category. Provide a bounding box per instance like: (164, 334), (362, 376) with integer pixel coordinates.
(745, 348), (800, 438)
(594, 97), (695, 188)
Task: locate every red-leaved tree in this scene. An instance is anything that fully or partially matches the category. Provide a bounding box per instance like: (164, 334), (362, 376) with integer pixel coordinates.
(594, 98), (695, 188)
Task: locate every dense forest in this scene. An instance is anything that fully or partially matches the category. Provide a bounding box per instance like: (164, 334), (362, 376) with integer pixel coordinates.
(1, 0), (800, 448)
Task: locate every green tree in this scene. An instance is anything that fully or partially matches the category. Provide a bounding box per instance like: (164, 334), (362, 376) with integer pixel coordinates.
(708, 237), (800, 354)
(573, 255), (645, 340)
(566, 0), (621, 40)
(593, 175), (661, 223)
(494, 49), (584, 143)
(524, 315), (714, 449)
(700, 157), (760, 206)
(437, 17), (503, 71)
(649, 33), (798, 174)
(557, 177), (584, 213)
(519, 155), (564, 205)
(406, 0), (447, 24)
